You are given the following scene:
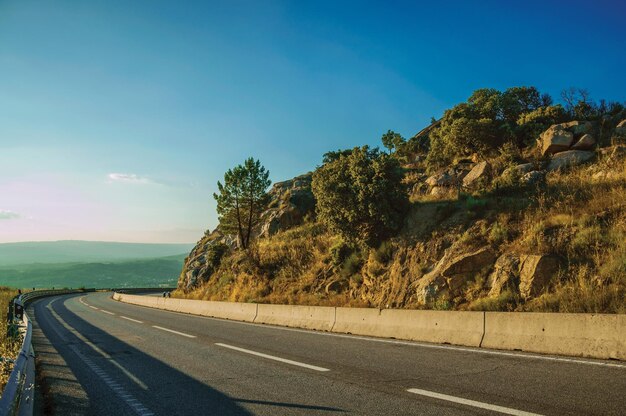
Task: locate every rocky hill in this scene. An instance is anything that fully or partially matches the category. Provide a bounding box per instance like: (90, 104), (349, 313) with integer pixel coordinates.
(177, 91), (626, 313)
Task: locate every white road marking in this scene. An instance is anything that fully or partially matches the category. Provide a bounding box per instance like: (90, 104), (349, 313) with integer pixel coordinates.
(407, 388), (543, 416)
(111, 294), (625, 369)
(46, 300), (148, 390)
(215, 342), (330, 372)
(191, 316), (626, 370)
(152, 325), (196, 338)
(43, 298), (154, 416)
(100, 309), (115, 315)
(89, 306), (99, 310)
(120, 316), (144, 324)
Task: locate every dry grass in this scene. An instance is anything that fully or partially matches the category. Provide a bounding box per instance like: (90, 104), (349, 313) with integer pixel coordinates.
(179, 151), (626, 313)
(0, 287), (21, 392)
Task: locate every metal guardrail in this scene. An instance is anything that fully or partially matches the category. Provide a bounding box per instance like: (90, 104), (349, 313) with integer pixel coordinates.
(0, 289), (91, 416)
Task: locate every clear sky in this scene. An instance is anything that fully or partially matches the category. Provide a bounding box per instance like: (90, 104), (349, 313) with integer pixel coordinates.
(1, 0), (625, 243)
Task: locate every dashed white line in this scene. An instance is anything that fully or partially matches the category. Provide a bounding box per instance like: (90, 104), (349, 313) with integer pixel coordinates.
(120, 316), (144, 324)
(89, 306), (99, 310)
(100, 309), (115, 315)
(215, 342), (330, 372)
(407, 388), (543, 416)
(152, 325), (196, 338)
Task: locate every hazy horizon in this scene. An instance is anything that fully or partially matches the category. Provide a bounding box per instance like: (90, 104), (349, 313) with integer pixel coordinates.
(2, 0), (625, 244)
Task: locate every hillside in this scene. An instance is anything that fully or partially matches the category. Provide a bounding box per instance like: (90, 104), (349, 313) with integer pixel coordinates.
(0, 254), (185, 289)
(176, 87), (626, 313)
(0, 240), (194, 266)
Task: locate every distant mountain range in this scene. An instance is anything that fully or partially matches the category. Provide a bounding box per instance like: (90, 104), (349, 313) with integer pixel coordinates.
(0, 240), (195, 266)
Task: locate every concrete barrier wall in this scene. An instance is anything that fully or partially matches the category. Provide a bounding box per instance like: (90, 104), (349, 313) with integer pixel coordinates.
(482, 312), (626, 360)
(332, 308), (484, 347)
(255, 304), (335, 331)
(113, 292), (624, 360)
(114, 293), (257, 322)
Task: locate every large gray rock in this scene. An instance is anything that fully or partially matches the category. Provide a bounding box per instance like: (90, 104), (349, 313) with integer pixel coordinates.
(521, 170), (545, 185)
(540, 127), (574, 156)
(571, 133), (596, 150)
(416, 246), (496, 303)
(463, 161), (491, 187)
(488, 254), (520, 297)
(260, 173), (315, 237)
(518, 255), (560, 299)
(558, 120), (593, 137)
(547, 150), (595, 171)
(426, 171), (455, 187)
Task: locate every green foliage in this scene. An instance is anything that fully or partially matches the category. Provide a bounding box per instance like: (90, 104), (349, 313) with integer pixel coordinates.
(312, 146), (409, 246)
(371, 241), (393, 264)
(339, 252), (364, 279)
(426, 86), (554, 170)
(516, 105), (568, 146)
(329, 239), (353, 267)
(206, 243), (229, 275)
(214, 158), (271, 250)
(322, 149), (353, 164)
(489, 222), (509, 245)
(381, 130), (405, 153)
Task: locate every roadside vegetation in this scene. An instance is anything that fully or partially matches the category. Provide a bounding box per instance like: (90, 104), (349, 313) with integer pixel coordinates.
(0, 287), (20, 392)
(176, 86), (626, 313)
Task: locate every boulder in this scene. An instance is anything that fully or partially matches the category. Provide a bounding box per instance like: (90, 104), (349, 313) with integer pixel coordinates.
(571, 133), (596, 150)
(488, 254), (520, 297)
(415, 246), (496, 303)
(426, 172), (455, 187)
(518, 255), (560, 299)
(512, 163), (535, 175)
(440, 247), (496, 277)
(415, 271), (447, 304)
(259, 173), (315, 237)
(521, 170), (545, 185)
(557, 120), (593, 137)
(547, 150), (595, 171)
(539, 127), (574, 156)
(463, 161), (491, 187)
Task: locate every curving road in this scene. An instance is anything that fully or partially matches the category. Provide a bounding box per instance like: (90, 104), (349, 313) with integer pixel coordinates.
(29, 293), (626, 416)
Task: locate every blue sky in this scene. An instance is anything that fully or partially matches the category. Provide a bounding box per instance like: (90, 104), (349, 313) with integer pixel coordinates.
(1, 0), (625, 243)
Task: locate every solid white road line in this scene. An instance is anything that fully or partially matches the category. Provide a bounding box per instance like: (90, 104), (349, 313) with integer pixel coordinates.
(46, 299), (148, 390)
(407, 388), (543, 416)
(110, 295), (624, 369)
(100, 309), (115, 315)
(215, 342), (330, 372)
(120, 316), (144, 324)
(152, 325), (196, 338)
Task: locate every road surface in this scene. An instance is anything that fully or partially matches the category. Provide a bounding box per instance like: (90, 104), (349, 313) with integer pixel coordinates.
(29, 292), (626, 415)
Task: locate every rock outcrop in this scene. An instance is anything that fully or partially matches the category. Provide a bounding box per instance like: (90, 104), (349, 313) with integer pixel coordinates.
(488, 254), (520, 297)
(540, 127), (574, 156)
(463, 161), (491, 187)
(416, 246), (496, 303)
(260, 173), (315, 237)
(178, 172), (316, 291)
(518, 255), (560, 299)
(547, 150), (595, 171)
(539, 121), (594, 156)
(571, 133), (596, 150)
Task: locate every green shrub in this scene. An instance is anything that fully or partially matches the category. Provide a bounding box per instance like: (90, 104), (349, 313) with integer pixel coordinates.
(312, 146), (409, 246)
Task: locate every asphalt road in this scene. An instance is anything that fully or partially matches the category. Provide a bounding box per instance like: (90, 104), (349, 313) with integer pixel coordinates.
(29, 292), (626, 416)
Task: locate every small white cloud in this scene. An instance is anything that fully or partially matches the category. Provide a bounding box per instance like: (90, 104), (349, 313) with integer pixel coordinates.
(0, 210), (20, 220)
(107, 173), (152, 184)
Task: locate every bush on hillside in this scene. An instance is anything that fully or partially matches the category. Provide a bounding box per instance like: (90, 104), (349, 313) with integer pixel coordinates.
(312, 146), (409, 246)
